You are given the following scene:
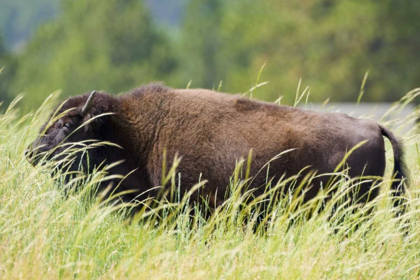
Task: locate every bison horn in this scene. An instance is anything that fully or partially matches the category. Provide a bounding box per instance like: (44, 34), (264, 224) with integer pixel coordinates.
(81, 90), (97, 115)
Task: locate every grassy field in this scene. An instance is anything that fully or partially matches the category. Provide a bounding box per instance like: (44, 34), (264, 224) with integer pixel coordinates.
(1, 90), (420, 279)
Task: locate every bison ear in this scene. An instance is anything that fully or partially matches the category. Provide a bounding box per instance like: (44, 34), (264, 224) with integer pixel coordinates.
(82, 113), (102, 133)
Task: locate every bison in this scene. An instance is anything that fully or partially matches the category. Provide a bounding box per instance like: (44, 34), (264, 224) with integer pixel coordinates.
(26, 83), (408, 209)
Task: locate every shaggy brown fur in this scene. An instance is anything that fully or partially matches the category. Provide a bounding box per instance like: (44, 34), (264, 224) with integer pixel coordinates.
(27, 83), (408, 207)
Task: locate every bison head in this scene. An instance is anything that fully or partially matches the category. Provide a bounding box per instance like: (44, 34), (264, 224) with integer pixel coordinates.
(26, 91), (115, 174)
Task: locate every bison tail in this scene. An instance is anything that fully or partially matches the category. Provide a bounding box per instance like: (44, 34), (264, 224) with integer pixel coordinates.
(379, 124), (409, 209)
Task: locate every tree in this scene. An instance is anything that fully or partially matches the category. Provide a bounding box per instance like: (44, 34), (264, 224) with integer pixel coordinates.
(11, 0), (178, 107)
(178, 0), (225, 89)
(0, 34), (17, 106)
(366, 0), (420, 101)
(180, 0), (420, 103)
(0, 0), (59, 50)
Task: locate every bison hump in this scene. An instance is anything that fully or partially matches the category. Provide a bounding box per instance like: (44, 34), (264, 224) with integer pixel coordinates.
(234, 97), (292, 114)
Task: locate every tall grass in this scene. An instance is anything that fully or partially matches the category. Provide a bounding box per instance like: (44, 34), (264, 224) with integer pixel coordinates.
(1, 89), (420, 279)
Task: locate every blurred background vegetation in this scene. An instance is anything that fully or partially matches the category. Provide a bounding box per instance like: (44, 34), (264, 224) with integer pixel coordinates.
(0, 0), (419, 108)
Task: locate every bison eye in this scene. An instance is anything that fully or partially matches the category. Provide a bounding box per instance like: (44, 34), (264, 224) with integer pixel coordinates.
(63, 123), (72, 129)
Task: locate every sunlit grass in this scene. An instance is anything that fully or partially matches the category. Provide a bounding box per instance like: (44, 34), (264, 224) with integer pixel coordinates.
(0, 89), (419, 279)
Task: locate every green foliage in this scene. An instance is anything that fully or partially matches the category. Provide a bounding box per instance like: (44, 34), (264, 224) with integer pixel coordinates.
(369, 0), (420, 101)
(10, 0), (178, 107)
(1, 0), (419, 106)
(180, 0), (420, 103)
(178, 0), (225, 89)
(0, 34), (17, 107)
(0, 0), (59, 49)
